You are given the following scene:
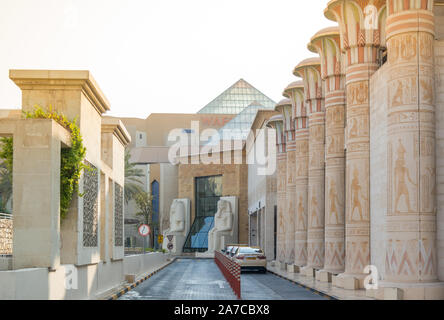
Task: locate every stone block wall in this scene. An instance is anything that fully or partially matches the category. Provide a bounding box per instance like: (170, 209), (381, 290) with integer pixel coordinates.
(435, 5), (444, 41)
(370, 64), (389, 280)
(436, 39), (444, 281)
(0, 218), (13, 255)
(178, 159), (249, 244)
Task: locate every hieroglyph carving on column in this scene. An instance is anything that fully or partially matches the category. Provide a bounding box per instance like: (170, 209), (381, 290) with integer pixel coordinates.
(385, 0), (437, 282)
(309, 26), (346, 274)
(284, 81), (309, 268)
(269, 116), (287, 264)
(325, 0), (387, 279)
(294, 58), (326, 270)
(276, 99), (296, 264)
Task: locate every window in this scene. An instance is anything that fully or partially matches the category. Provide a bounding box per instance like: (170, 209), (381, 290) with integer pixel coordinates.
(183, 175), (223, 252)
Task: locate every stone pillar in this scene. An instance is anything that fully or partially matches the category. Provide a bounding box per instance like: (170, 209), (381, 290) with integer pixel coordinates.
(294, 58), (326, 277)
(10, 70), (111, 267)
(268, 115), (287, 267)
(325, 0), (386, 288)
(309, 27), (346, 281)
(276, 99), (296, 266)
(284, 81), (309, 271)
(385, 0), (437, 283)
(9, 119), (71, 270)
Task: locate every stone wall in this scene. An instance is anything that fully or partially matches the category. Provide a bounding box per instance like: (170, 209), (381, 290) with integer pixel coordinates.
(436, 39), (444, 281)
(369, 64), (389, 280)
(435, 5), (444, 41)
(178, 157), (249, 244)
(0, 252), (169, 300)
(0, 218), (12, 255)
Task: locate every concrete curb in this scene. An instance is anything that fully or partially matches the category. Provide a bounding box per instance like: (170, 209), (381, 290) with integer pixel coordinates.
(267, 269), (338, 300)
(106, 258), (177, 300)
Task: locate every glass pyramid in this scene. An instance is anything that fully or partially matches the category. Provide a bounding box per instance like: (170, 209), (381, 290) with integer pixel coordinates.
(211, 101), (273, 142)
(197, 79), (276, 115)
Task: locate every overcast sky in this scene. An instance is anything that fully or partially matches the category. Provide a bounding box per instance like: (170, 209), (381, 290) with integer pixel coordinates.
(0, 0), (335, 118)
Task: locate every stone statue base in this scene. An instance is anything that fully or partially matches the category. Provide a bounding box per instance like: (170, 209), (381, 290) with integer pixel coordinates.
(162, 199), (190, 255)
(195, 252), (215, 258)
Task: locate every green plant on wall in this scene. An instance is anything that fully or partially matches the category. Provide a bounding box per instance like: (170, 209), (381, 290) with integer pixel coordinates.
(0, 137), (13, 213)
(23, 105), (89, 219)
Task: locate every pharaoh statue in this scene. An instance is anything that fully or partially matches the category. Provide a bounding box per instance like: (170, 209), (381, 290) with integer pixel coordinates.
(206, 200), (234, 253)
(162, 199), (190, 255)
(163, 200), (186, 236)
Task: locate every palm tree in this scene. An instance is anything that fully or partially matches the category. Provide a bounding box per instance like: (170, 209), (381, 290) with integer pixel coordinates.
(124, 150), (145, 204)
(134, 191), (155, 248)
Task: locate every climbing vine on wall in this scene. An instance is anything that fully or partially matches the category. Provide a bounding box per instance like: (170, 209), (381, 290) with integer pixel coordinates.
(0, 136), (13, 212)
(24, 106), (90, 219)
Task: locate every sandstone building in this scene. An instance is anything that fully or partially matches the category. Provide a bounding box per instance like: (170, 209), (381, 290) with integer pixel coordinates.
(269, 0), (444, 299)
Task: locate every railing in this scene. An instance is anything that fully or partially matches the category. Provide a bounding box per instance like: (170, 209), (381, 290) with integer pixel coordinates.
(0, 213), (12, 220)
(0, 213), (13, 256)
(214, 251), (241, 299)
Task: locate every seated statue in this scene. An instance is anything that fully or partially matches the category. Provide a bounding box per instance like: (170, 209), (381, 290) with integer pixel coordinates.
(207, 200), (234, 253)
(163, 200), (186, 236)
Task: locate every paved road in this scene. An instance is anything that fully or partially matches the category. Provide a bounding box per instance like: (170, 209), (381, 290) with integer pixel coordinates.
(241, 271), (327, 300)
(119, 259), (326, 300)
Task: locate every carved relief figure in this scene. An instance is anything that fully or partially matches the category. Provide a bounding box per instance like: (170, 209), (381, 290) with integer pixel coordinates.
(328, 179), (341, 225)
(278, 206), (285, 234)
(394, 140), (416, 213)
(350, 166), (367, 222)
(400, 34), (417, 61)
(420, 79), (433, 104)
(310, 193), (320, 227)
(391, 80), (404, 107)
(288, 152), (296, 184)
(421, 167), (435, 212)
(207, 200), (234, 252)
(420, 34), (433, 61)
(288, 198), (295, 226)
(356, 82), (368, 104)
(349, 118), (358, 139)
(297, 195), (306, 230)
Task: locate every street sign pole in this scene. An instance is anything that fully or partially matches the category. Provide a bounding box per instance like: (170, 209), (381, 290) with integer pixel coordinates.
(143, 236), (146, 255)
(138, 224), (151, 255)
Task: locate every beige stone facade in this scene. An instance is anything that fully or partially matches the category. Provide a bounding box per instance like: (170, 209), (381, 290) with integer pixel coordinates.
(271, 0), (444, 299)
(178, 155), (249, 245)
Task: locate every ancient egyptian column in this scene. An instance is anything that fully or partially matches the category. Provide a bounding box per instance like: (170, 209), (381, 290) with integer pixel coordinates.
(276, 99), (296, 266)
(283, 81), (309, 271)
(325, 0), (387, 288)
(385, 0), (437, 284)
(268, 115), (287, 267)
(308, 27), (346, 280)
(294, 58), (326, 277)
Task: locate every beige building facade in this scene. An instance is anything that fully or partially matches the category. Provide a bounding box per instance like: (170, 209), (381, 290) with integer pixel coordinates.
(271, 0), (444, 299)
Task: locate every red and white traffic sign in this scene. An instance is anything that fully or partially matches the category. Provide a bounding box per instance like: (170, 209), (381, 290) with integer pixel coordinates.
(138, 224), (151, 237)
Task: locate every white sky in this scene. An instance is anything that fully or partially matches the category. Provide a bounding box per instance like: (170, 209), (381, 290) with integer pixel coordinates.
(0, 0), (335, 119)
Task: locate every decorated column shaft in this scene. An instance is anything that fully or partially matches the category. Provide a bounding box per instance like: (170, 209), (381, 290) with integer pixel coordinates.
(309, 27), (346, 274)
(276, 99), (296, 264)
(294, 58), (326, 270)
(269, 115), (287, 264)
(284, 81), (309, 268)
(385, 0), (437, 282)
(325, 0), (387, 279)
